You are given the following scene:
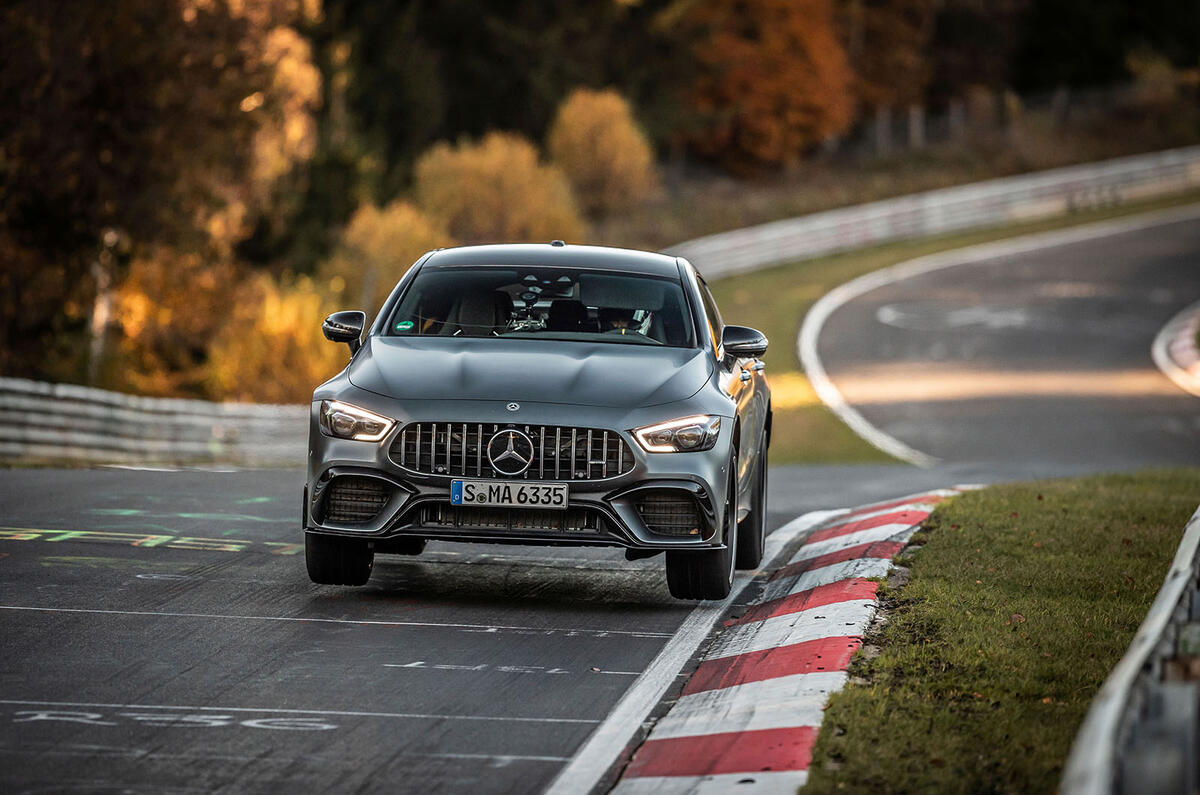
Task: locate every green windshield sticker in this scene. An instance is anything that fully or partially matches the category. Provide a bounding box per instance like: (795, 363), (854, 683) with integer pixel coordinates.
(395, 320), (414, 331)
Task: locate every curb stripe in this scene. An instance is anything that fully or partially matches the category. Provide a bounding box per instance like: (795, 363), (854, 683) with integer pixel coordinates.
(807, 509), (930, 543)
(841, 493), (947, 518)
(794, 522), (918, 561)
(704, 600), (877, 661)
(727, 578), (879, 626)
(623, 726), (817, 778)
(612, 769), (810, 794)
(770, 540), (905, 581)
(763, 557), (893, 603)
(682, 636), (862, 696)
(609, 491), (958, 792)
(650, 672), (847, 740)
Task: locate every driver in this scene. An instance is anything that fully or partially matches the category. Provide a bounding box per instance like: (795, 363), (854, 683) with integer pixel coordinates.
(599, 307), (638, 334)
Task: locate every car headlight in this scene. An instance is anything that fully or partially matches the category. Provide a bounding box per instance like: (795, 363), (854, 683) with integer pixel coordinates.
(633, 415), (722, 453)
(319, 400), (395, 442)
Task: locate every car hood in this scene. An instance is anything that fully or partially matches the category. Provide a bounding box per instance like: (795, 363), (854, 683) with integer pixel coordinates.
(348, 336), (713, 409)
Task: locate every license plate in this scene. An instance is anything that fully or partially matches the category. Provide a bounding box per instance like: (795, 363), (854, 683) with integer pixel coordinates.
(451, 480), (569, 510)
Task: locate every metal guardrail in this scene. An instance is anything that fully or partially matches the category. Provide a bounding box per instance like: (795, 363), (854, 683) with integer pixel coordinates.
(1062, 505), (1200, 795)
(4, 146), (1200, 466)
(667, 145), (1200, 278)
(0, 377), (307, 466)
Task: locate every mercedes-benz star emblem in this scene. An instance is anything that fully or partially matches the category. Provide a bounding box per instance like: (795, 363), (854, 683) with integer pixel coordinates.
(487, 429), (534, 476)
(506, 402), (520, 412)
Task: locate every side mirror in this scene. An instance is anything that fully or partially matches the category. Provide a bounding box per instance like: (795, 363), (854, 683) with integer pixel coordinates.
(322, 310), (366, 354)
(721, 325), (768, 359)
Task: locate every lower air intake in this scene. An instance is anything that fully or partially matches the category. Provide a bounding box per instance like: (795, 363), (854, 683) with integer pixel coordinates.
(636, 491), (702, 537)
(325, 476), (390, 524)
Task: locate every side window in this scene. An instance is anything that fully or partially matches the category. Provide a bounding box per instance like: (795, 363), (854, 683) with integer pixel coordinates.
(696, 274), (724, 351)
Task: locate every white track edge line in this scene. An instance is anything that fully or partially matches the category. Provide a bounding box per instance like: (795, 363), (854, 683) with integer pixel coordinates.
(797, 202), (1200, 468)
(1150, 298), (1200, 398)
(543, 508), (844, 795)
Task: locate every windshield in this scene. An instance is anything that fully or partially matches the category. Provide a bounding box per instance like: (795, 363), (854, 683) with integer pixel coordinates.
(385, 266), (696, 347)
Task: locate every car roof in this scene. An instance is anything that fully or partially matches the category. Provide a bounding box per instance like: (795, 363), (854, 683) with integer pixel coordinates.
(421, 243), (683, 279)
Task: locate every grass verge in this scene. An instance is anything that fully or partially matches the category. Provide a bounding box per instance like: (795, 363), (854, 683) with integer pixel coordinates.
(804, 469), (1200, 794)
(708, 189), (1200, 465)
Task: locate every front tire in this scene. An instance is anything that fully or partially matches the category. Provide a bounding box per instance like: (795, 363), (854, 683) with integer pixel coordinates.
(306, 532), (374, 586)
(665, 454), (737, 600)
(735, 433), (768, 569)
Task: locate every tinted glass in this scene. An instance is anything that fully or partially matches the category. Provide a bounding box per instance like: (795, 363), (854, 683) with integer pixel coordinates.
(696, 274), (724, 347)
(385, 266), (695, 347)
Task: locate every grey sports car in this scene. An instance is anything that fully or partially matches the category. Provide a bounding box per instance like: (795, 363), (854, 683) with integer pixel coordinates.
(304, 242), (771, 600)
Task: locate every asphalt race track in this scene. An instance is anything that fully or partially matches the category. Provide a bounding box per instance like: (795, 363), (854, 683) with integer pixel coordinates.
(1, 211), (1198, 794)
(815, 211), (1200, 471)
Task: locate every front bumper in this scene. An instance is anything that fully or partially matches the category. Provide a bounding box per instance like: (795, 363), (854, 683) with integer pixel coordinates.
(304, 397), (733, 551)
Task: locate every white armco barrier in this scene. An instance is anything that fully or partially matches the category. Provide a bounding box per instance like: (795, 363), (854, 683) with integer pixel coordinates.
(4, 146), (1200, 466)
(0, 377), (307, 466)
(667, 145), (1200, 277)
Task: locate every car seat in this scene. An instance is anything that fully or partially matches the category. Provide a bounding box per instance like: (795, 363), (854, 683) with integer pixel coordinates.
(440, 290), (513, 336)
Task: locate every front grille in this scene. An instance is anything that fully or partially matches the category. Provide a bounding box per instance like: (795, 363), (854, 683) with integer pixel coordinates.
(389, 422), (635, 480)
(636, 491), (702, 537)
(413, 502), (605, 534)
(324, 476), (390, 524)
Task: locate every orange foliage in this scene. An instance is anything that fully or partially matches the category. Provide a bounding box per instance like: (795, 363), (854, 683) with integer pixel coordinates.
(547, 88), (659, 216)
(843, 0), (934, 110)
(319, 201), (454, 315)
(112, 249), (244, 396)
(414, 132), (586, 244)
(685, 0), (855, 168)
(206, 274), (344, 403)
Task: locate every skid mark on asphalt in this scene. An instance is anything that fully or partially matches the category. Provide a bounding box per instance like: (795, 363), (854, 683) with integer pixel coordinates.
(0, 604), (675, 639)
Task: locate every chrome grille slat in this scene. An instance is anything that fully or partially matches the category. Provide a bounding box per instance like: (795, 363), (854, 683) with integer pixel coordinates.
(586, 430), (593, 478)
(390, 422), (634, 481)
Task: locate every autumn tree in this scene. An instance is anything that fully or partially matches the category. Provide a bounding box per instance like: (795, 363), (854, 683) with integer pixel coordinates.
(0, 0), (319, 384)
(841, 0), (936, 111)
(319, 202), (454, 314)
(681, 0), (855, 169)
(547, 88), (660, 216)
(207, 274), (344, 403)
(414, 132), (585, 244)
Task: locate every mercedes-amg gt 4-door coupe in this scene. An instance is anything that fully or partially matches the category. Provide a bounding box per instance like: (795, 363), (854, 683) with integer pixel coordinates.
(304, 242), (771, 599)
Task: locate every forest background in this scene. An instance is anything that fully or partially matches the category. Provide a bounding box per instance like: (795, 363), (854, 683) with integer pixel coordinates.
(2, 0), (1198, 403)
